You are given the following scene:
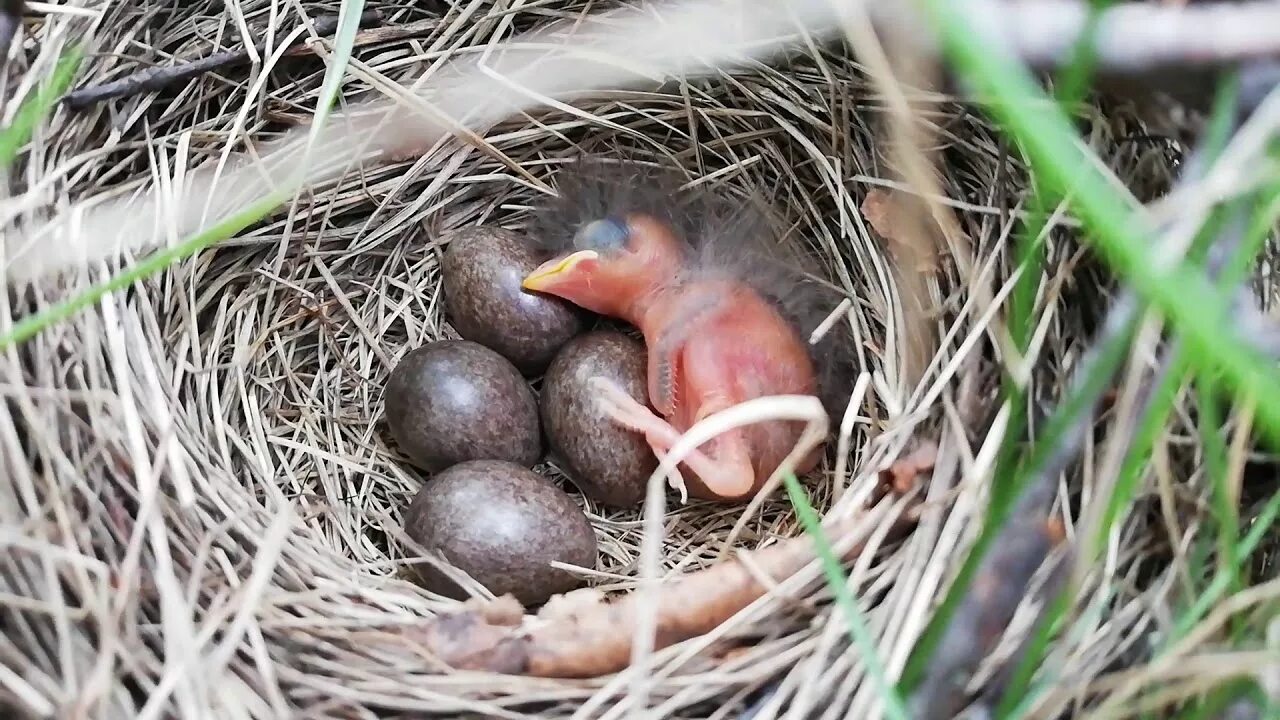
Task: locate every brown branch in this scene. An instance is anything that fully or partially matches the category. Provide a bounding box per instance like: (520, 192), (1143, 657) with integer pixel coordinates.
(404, 511), (917, 679)
(61, 10), (384, 111)
(979, 0), (1280, 76)
(870, 0), (1280, 109)
(23, 0), (1280, 284)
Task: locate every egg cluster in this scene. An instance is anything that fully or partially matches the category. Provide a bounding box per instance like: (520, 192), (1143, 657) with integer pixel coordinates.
(384, 226), (658, 607)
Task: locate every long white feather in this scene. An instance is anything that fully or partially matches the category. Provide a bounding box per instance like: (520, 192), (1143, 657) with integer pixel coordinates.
(12, 0), (1276, 283)
(4, 0), (852, 283)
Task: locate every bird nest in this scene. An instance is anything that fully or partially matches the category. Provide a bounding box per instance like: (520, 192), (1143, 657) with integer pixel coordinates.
(4, 1), (1273, 719)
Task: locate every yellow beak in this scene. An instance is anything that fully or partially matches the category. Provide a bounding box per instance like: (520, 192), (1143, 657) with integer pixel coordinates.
(522, 250), (599, 291)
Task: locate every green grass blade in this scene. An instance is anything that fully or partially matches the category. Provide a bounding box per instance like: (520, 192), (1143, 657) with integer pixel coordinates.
(916, 0), (1280, 447)
(783, 474), (908, 720)
(998, 585), (1127, 719)
(6, 2), (367, 350)
(305, 1), (366, 153)
(901, 1), (1280, 699)
(1197, 369), (1241, 592)
(1095, 346), (1188, 551)
(1175, 679), (1268, 720)
(994, 0), (1110, 550)
(0, 46), (83, 168)
(1093, 179), (1280, 558)
(1050, 0), (1110, 110)
(980, 19), (1116, 709)
(0, 189), (291, 351)
(1169, 485), (1280, 643)
(1201, 72), (1245, 165)
(902, 302), (1140, 690)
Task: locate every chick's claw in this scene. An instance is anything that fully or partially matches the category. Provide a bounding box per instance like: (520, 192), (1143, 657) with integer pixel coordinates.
(648, 447), (689, 504)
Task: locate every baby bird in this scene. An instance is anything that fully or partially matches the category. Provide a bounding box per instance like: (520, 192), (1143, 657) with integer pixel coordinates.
(521, 158), (852, 502)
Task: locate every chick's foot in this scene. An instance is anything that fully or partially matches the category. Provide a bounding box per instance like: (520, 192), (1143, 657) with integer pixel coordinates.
(589, 375), (691, 498)
(588, 376), (755, 501)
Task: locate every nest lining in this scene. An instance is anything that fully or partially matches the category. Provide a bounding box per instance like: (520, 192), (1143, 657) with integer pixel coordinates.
(3, 1), (1270, 718)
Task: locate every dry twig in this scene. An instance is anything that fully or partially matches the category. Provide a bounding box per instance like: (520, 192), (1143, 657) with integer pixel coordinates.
(406, 513), (916, 679)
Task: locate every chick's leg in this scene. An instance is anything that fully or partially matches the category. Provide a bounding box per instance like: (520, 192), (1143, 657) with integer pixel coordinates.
(684, 393), (758, 499)
(590, 377), (756, 500)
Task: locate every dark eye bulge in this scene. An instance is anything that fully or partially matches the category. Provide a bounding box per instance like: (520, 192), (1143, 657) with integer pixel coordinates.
(573, 216), (629, 251)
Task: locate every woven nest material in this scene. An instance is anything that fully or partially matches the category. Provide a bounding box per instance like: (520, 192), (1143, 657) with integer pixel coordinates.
(4, 1), (1276, 719)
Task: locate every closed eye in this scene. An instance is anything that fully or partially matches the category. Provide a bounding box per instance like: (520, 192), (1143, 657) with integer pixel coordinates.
(573, 216), (629, 252)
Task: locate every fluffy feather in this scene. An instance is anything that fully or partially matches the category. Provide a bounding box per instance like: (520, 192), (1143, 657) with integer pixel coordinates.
(526, 155), (860, 423)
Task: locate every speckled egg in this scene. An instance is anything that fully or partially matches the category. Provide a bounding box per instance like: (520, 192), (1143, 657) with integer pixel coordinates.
(403, 459), (598, 605)
(541, 330), (657, 508)
(440, 226), (586, 376)
(384, 340), (541, 471)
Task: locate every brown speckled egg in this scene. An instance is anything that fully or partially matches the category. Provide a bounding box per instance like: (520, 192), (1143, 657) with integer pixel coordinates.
(440, 226), (585, 376)
(384, 340), (541, 471)
(403, 459), (598, 605)
(541, 330), (657, 508)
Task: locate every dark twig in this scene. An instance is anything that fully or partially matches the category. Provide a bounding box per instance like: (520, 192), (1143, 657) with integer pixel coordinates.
(908, 282), (1175, 718)
(975, 541), (1077, 714)
(908, 269), (1154, 720)
(736, 679), (784, 720)
(61, 10), (383, 111)
(906, 493), (1079, 719)
(66, 1), (1280, 119)
(0, 0), (22, 66)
